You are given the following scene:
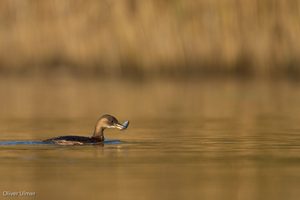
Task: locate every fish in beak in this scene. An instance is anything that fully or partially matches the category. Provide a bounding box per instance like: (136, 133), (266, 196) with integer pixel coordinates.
(114, 121), (130, 130)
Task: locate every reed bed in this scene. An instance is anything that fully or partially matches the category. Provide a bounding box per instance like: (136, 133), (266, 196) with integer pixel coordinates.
(0, 0), (299, 78)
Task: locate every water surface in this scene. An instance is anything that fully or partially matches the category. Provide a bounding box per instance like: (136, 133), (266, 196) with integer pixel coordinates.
(0, 79), (300, 200)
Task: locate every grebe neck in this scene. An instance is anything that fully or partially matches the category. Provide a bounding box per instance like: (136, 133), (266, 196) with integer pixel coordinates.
(92, 126), (104, 140)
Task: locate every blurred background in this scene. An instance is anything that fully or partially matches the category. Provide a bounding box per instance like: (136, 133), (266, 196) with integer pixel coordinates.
(0, 0), (300, 120)
(1, 0), (300, 78)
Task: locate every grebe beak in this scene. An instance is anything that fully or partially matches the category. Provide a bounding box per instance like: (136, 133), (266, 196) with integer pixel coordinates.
(114, 121), (130, 130)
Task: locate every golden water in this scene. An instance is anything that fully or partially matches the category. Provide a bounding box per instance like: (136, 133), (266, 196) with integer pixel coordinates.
(0, 78), (300, 200)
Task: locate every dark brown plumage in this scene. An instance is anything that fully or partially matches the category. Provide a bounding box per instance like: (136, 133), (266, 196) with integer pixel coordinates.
(44, 114), (129, 145)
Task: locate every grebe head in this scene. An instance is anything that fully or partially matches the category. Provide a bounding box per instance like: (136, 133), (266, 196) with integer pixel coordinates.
(93, 114), (129, 138)
(98, 114), (127, 130)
